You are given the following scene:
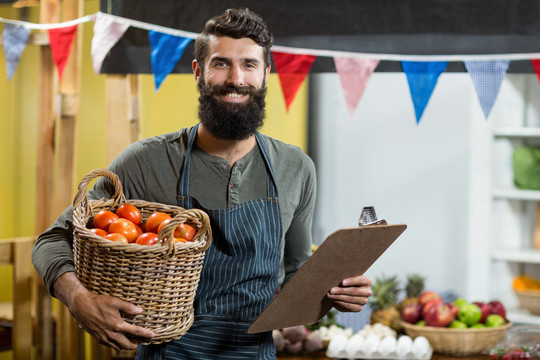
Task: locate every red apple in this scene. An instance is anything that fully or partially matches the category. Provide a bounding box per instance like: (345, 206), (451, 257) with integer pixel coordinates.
(446, 302), (459, 318)
(421, 298), (444, 318)
(418, 291), (443, 307)
(402, 303), (422, 324)
(488, 300), (507, 320)
(424, 303), (455, 327)
(473, 301), (491, 323)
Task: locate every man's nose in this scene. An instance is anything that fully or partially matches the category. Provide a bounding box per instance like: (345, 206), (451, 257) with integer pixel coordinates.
(226, 65), (244, 86)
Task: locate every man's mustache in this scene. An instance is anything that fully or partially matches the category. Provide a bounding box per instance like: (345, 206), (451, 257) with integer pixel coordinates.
(207, 84), (256, 97)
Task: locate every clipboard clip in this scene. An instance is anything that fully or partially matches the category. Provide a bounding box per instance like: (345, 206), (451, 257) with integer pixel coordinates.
(359, 206), (387, 226)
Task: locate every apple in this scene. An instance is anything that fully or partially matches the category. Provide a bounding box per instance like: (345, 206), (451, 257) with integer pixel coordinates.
(416, 320), (426, 326)
(424, 303), (455, 327)
(418, 291), (443, 307)
(446, 302), (459, 318)
(471, 323), (486, 329)
(473, 301), (491, 323)
(402, 303), (422, 324)
(453, 297), (468, 309)
(421, 298), (443, 318)
(488, 300), (507, 320)
(485, 314), (506, 327)
(449, 320), (467, 329)
(458, 303), (482, 326)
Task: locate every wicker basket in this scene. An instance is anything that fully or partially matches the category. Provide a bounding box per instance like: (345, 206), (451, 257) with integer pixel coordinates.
(515, 289), (540, 315)
(72, 168), (212, 345)
(402, 321), (512, 356)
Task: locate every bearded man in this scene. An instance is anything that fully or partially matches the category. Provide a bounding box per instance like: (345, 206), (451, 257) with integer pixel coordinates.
(32, 8), (372, 359)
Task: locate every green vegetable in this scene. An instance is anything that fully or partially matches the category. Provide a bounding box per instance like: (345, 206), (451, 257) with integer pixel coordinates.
(513, 146), (540, 190)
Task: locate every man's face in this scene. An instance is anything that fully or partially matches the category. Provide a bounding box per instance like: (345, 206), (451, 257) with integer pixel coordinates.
(193, 36), (271, 140)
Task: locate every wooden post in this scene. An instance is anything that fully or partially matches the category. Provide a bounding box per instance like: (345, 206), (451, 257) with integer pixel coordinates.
(55, 0), (85, 359)
(35, 1), (59, 359)
(91, 74), (141, 360)
(12, 238), (34, 360)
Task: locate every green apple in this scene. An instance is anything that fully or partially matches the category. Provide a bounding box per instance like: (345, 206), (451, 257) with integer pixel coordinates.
(449, 320), (467, 329)
(471, 323), (486, 329)
(458, 303), (482, 326)
(485, 314), (505, 327)
(453, 298), (469, 309)
(416, 320), (426, 326)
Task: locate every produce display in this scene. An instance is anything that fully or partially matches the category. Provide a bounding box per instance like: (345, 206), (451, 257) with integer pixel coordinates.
(88, 205), (197, 245)
(401, 290), (509, 329)
(513, 274), (540, 291)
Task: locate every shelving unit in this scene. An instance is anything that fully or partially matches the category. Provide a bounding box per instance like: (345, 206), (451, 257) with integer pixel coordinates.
(487, 75), (540, 326)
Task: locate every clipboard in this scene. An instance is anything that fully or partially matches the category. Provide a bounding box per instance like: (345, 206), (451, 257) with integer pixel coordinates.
(247, 223), (406, 334)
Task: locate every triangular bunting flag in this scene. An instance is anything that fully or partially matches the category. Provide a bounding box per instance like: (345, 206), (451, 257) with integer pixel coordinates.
(401, 61), (448, 124)
(2, 23), (30, 80)
(48, 24), (78, 83)
(334, 57), (379, 116)
(272, 51), (316, 111)
(531, 59), (540, 85)
(464, 60), (510, 119)
(148, 31), (191, 91)
(91, 13), (130, 74)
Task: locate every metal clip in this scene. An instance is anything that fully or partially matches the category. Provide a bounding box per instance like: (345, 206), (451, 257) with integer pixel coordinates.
(359, 206), (387, 226)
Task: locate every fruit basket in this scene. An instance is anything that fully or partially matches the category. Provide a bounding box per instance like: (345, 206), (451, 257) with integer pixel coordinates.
(401, 321), (512, 356)
(515, 290), (540, 315)
(72, 168), (212, 345)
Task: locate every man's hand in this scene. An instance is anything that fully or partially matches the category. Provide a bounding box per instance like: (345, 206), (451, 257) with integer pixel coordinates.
(327, 275), (372, 312)
(54, 272), (155, 351)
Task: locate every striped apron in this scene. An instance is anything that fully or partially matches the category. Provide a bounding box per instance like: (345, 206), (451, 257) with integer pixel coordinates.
(136, 125), (282, 359)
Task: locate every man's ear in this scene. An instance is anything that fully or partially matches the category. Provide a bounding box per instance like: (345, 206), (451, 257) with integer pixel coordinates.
(264, 65), (271, 82)
(192, 60), (201, 82)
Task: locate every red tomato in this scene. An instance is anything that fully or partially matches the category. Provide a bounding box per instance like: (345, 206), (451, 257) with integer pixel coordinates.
(175, 237), (187, 243)
(89, 228), (108, 238)
(176, 223), (197, 242)
(135, 224), (143, 237)
(93, 210), (119, 232)
(105, 233), (128, 244)
(157, 220), (196, 242)
(109, 218), (139, 243)
(157, 219), (172, 235)
(135, 232), (158, 246)
(145, 212), (172, 233)
(116, 204), (142, 225)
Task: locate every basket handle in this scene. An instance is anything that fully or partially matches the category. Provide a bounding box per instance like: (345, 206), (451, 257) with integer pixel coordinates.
(159, 209), (212, 256)
(72, 168), (126, 216)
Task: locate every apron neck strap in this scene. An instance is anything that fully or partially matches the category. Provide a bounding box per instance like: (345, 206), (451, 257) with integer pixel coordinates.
(179, 124), (279, 198)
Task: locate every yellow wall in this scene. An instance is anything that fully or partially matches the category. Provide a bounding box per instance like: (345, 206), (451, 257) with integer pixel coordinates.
(0, 1), (307, 358)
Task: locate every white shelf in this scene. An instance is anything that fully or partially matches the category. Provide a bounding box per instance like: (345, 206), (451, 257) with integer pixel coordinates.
(493, 127), (540, 138)
(507, 308), (540, 325)
(491, 248), (540, 264)
(493, 188), (540, 201)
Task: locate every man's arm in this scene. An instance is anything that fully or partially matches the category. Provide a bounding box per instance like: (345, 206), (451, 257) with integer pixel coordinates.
(54, 272), (154, 351)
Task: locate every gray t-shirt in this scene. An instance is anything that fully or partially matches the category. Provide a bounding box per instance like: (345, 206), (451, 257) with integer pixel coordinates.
(32, 126), (317, 296)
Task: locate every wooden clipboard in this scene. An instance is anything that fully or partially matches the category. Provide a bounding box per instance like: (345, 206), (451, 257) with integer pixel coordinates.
(247, 223), (406, 333)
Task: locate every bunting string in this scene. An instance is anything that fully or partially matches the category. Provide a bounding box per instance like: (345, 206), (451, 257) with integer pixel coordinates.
(2, 11), (540, 122)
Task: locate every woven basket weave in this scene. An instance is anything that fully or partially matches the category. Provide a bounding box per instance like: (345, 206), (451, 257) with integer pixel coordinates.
(515, 289), (540, 315)
(72, 168), (212, 344)
(402, 321), (512, 356)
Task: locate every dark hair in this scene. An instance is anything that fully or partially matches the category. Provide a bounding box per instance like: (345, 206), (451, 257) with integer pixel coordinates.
(194, 8), (273, 71)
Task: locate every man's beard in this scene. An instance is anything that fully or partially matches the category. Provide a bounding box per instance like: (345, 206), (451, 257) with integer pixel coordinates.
(197, 80), (267, 141)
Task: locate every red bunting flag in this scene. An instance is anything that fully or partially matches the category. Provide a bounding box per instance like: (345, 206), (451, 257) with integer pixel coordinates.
(48, 24), (78, 83)
(531, 59), (540, 85)
(272, 51), (316, 111)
